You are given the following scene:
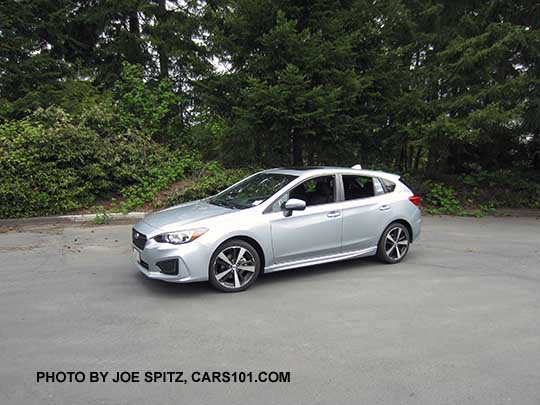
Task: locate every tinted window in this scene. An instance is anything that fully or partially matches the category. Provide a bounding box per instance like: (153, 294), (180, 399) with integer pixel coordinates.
(273, 175), (336, 209)
(381, 178), (396, 192)
(210, 173), (296, 209)
(374, 178), (385, 195)
(343, 175), (378, 200)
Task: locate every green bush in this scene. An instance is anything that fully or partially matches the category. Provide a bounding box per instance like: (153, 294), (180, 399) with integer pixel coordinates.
(0, 107), (195, 218)
(114, 63), (186, 143)
(118, 154), (198, 211)
(1, 108), (107, 217)
(424, 181), (463, 214)
(461, 170), (540, 208)
(164, 163), (252, 207)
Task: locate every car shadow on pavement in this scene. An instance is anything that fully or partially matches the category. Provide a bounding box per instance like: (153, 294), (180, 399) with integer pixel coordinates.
(129, 248), (411, 297)
(131, 271), (215, 297)
(256, 256), (381, 287)
(131, 255), (383, 296)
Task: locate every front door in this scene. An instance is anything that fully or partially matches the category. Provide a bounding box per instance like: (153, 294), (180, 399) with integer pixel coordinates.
(268, 175), (342, 264)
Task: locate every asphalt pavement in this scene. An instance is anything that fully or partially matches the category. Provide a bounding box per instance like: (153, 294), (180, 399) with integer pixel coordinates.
(0, 216), (539, 404)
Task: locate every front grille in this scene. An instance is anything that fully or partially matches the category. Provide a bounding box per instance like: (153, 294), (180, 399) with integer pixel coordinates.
(132, 228), (147, 250)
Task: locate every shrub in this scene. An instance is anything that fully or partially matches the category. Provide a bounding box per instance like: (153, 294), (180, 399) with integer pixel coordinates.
(0, 107), (195, 218)
(165, 163), (253, 207)
(424, 181), (463, 214)
(0, 108), (109, 217)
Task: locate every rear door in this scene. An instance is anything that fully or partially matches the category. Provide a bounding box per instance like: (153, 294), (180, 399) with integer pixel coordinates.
(339, 174), (392, 252)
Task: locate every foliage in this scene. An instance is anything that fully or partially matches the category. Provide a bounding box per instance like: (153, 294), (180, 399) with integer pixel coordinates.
(113, 63), (187, 143)
(164, 163), (252, 207)
(201, 0), (540, 171)
(117, 154), (197, 212)
(423, 182), (463, 214)
(0, 0), (539, 217)
(412, 171), (540, 215)
(94, 207), (112, 225)
(460, 171), (540, 209)
(0, 107), (195, 218)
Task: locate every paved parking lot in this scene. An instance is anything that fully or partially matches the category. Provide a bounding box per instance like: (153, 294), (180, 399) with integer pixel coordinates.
(0, 216), (539, 404)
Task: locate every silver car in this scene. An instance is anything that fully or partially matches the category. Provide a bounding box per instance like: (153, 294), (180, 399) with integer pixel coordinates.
(132, 166), (421, 292)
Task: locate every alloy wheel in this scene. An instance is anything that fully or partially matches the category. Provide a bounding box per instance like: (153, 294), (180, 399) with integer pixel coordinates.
(212, 246), (257, 289)
(384, 226), (409, 260)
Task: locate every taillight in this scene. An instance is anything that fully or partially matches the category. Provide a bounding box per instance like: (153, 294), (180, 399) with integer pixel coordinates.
(409, 195), (421, 207)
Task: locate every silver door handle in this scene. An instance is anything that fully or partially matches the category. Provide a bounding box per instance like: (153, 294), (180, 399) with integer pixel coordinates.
(379, 204), (391, 211)
(327, 211), (341, 218)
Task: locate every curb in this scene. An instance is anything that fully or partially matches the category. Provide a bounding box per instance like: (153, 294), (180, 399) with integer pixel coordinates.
(60, 212), (147, 222)
(0, 212), (148, 226)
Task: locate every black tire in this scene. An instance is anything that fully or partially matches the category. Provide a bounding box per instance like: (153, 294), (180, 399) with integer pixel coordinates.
(376, 222), (411, 264)
(208, 239), (261, 292)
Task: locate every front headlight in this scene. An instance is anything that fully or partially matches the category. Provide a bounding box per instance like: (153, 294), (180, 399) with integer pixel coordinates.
(154, 228), (208, 245)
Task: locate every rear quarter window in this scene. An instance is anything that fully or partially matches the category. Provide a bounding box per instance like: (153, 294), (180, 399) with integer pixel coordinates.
(381, 178), (396, 192)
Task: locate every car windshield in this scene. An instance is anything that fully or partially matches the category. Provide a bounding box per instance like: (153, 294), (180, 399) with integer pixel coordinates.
(209, 173), (296, 209)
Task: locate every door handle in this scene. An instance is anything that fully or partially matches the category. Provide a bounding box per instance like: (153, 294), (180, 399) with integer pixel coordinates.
(327, 211), (341, 218)
(379, 204), (391, 212)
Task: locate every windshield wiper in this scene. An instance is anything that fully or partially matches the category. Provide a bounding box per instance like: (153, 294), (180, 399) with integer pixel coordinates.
(210, 199), (238, 209)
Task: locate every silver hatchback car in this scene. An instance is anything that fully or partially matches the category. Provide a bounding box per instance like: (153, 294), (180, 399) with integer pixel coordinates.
(132, 166), (421, 292)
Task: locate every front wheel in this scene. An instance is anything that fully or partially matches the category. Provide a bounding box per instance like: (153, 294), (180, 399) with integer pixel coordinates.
(376, 223), (410, 263)
(209, 239), (261, 292)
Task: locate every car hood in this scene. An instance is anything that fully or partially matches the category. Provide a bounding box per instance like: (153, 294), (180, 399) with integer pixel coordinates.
(142, 200), (233, 230)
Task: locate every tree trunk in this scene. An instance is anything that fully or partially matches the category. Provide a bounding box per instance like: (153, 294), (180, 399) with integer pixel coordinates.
(291, 130), (303, 166)
(532, 133), (540, 170)
(156, 0), (169, 79)
(129, 12), (140, 35)
(427, 146), (439, 175)
(407, 145), (414, 171)
(127, 11), (142, 64)
(398, 144), (406, 171)
(413, 146), (422, 173)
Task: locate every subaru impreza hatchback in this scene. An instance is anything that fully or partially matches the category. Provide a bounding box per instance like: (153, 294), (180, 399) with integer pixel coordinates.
(132, 166), (421, 292)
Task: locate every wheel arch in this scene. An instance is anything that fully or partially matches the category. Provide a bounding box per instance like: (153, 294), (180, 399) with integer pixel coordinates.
(385, 218), (414, 242)
(217, 235), (266, 272)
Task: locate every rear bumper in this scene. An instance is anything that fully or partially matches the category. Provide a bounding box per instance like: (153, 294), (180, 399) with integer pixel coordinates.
(411, 209), (422, 242)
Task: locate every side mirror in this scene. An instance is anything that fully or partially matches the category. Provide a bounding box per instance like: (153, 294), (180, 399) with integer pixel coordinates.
(283, 198), (306, 216)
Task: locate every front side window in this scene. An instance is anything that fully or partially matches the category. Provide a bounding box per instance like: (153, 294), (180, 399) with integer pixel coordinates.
(289, 175), (336, 207)
(271, 175), (336, 211)
(271, 192), (290, 212)
(342, 175), (381, 200)
(210, 173), (296, 209)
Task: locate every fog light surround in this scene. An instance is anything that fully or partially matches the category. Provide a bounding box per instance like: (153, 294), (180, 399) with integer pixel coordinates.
(156, 259), (179, 275)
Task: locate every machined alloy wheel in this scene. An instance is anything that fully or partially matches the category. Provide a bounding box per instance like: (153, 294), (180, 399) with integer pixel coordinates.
(377, 223), (410, 263)
(209, 240), (261, 292)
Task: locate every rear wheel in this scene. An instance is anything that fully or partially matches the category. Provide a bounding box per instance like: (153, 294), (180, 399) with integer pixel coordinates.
(209, 239), (261, 292)
(376, 223), (410, 263)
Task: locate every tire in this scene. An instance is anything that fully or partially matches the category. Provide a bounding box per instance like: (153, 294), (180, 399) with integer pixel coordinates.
(376, 222), (411, 264)
(208, 239), (261, 292)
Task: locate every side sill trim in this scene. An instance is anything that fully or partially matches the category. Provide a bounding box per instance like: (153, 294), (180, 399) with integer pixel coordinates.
(265, 246), (377, 273)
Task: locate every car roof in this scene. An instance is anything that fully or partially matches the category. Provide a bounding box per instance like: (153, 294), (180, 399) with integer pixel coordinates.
(263, 166), (400, 181)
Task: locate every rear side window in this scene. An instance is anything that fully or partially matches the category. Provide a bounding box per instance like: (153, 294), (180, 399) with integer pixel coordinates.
(381, 178), (396, 192)
(373, 178), (385, 195)
(342, 175), (381, 200)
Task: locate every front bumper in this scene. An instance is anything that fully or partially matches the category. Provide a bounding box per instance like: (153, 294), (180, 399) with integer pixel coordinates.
(132, 223), (212, 283)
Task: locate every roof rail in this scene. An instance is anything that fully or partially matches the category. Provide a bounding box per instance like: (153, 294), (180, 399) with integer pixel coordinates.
(351, 164), (362, 170)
